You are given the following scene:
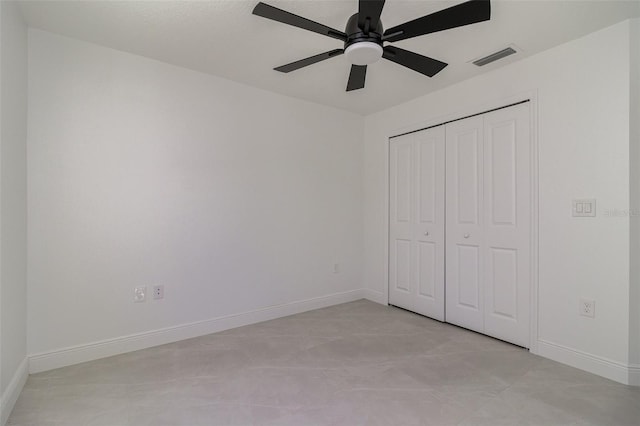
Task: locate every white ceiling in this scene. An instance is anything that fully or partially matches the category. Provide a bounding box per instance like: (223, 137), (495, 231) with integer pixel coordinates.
(19, 0), (640, 115)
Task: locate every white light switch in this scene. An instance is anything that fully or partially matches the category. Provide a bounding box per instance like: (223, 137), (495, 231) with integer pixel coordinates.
(134, 286), (146, 303)
(573, 199), (596, 217)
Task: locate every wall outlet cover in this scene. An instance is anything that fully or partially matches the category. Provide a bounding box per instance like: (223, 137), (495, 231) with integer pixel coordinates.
(579, 298), (595, 318)
(153, 285), (164, 300)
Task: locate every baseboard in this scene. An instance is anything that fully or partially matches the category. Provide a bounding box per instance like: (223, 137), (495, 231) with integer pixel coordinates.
(537, 339), (634, 385)
(628, 364), (640, 386)
(29, 289), (365, 374)
(1, 357), (28, 426)
(363, 289), (387, 305)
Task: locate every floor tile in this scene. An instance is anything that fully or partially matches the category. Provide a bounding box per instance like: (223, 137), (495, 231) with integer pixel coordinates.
(8, 300), (640, 425)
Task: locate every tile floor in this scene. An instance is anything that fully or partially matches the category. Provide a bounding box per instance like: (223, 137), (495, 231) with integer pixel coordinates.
(8, 299), (640, 425)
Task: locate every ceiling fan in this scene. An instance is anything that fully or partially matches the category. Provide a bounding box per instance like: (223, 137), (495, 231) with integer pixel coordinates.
(252, 0), (491, 91)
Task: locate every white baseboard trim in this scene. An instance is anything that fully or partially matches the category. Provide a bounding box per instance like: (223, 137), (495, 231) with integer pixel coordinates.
(29, 289), (365, 374)
(628, 364), (640, 386)
(1, 357), (28, 426)
(363, 289), (387, 305)
(537, 339), (634, 385)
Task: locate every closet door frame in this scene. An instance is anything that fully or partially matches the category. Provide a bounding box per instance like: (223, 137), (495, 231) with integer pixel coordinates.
(383, 92), (540, 354)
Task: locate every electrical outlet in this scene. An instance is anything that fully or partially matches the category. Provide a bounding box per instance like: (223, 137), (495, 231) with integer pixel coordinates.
(134, 286), (146, 303)
(580, 298), (595, 318)
(153, 285), (164, 300)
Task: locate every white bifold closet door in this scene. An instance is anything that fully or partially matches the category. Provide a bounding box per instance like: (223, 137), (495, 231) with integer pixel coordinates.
(389, 126), (446, 321)
(445, 103), (531, 347)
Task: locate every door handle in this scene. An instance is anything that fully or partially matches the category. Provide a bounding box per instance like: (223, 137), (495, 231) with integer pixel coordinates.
(424, 231), (429, 236)
(464, 233), (470, 239)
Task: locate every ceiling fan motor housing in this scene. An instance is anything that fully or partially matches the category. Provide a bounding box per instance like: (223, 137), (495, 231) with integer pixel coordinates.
(344, 13), (384, 66)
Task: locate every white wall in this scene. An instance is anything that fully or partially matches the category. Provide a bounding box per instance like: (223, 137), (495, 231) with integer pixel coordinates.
(27, 29), (364, 369)
(20, 15), (640, 386)
(363, 21), (634, 383)
(630, 18), (640, 380)
(0, 1), (28, 423)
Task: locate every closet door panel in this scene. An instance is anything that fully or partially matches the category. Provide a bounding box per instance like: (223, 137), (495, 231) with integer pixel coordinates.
(389, 127), (445, 321)
(418, 138), (437, 223)
(456, 244), (480, 309)
(456, 132), (481, 225)
(389, 136), (414, 310)
(445, 116), (484, 332)
(417, 241), (436, 298)
(414, 127), (445, 320)
(488, 122), (517, 227)
(488, 247), (518, 319)
(483, 103), (531, 347)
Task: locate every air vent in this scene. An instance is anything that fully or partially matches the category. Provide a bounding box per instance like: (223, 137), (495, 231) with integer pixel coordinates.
(472, 47), (517, 67)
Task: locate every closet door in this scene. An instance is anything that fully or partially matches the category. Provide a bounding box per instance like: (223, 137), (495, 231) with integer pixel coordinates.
(482, 103), (530, 347)
(445, 116), (485, 333)
(445, 103), (531, 347)
(389, 127), (445, 320)
(389, 134), (415, 311)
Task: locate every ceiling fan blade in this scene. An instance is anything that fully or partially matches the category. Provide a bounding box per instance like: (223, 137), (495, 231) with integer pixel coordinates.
(383, 0), (490, 43)
(346, 65), (367, 91)
(253, 2), (347, 41)
(358, 0), (386, 33)
(274, 49), (344, 73)
(383, 46), (447, 77)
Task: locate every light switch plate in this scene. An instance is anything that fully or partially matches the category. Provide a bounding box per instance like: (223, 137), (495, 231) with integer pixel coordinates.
(573, 199), (596, 217)
(134, 286), (146, 303)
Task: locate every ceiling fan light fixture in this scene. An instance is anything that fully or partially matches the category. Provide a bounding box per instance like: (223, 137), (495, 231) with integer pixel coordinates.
(345, 42), (383, 65)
